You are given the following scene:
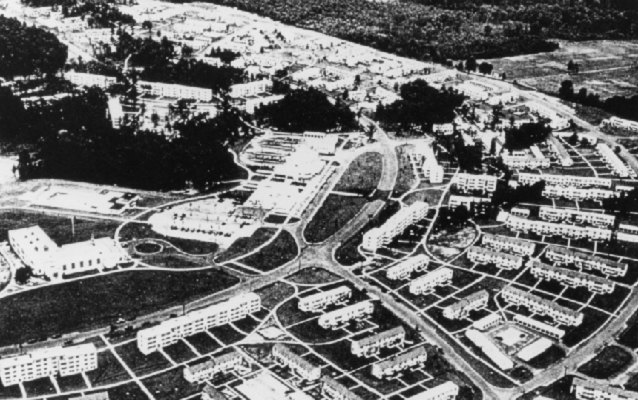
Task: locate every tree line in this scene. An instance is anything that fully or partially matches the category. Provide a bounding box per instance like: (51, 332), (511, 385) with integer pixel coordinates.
(559, 80), (638, 123)
(63, 2), (136, 28)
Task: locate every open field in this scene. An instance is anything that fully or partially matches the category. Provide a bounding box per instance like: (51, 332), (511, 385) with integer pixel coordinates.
(304, 194), (368, 243)
(119, 222), (219, 255)
(577, 345), (633, 379)
(333, 152), (383, 196)
(394, 145), (417, 197)
(242, 230), (298, 271)
(215, 227), (277, 263)
(0, 269), (238, 346)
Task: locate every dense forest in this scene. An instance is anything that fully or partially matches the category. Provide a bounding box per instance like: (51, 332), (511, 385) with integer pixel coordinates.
(0, 87), (245, 191)
(197, 0), (637, 60)
(0, 16), (68, 78)
(504, 122), (552, 150)
(64, 2), (136, 28)
(558, 80), (638, 123)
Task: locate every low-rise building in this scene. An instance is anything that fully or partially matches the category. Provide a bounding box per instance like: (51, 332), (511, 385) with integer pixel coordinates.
(362, 202), (429, 251)
(453, 173), (497, 193)
(601, 117), (638, 133)
(138, 81), (213, 102)
(516, 337), (553, 362)
(505, 215), (612, 241)
(472, 313), (503, 331)
(409, 267), (453, 295)
(321, 376), (364, 400)
(502, 146), (550, 170)
(547, 135), (574, 167)
(571, 377), (638, 400)
(465, 329), (513, 370)
(513, 314), (565, 339)
(501, 286), (583, 326)
(406, 381), (459, 400)
(229, 79), (272, 98)
(467, 246), (523, 270)
(371, 346), (427, 379)
(545, 245), (627, 277)
(482, 233), (535, 256)
(542, 185), (616, 201)
(387, 254), (429, 280)
(617, 223), (638, 244)
(65, 71), (117, 89)
(443, 290), (489, 320)
(298, 286), (352, 312)
(529, 260), (614, 294)
(184, 351), (244, 383)
(272, 344), (321, 381)
(448, 195), (491, 215)
(539, 207), (615, 227)
(597, 143), (635, 178)
(318, 301), (374, 329)
(0, 344), (97, 386)
(351, 327), (406, 357)
(518, 173), (612, 189)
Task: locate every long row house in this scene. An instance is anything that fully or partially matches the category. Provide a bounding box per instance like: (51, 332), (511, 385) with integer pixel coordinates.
(467, 246), (524, 270)
(545, 245), (628, 277)
(482, 233), (536, 256)
(529, 260), (615, 294)
(501, 286), (583, 326)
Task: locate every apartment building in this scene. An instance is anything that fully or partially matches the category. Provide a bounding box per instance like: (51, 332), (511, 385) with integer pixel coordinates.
(362, 202), (429, 251)
(482, 233), (536, 256)
(183, 351), (244, 383)
(65, 71), (117, 89)
(406, 381), (459, 400)
(465, 329), (513, 370)
(442, 290), (489, 320)
(505, 215), (612, 241)
(321, 376), (364, 400)
(229, 79), (272, 98)
(467, 246), (524, 270)
(546, 245), (627, 277)
(448, 195), (491, 214)
(548, 135), (574, 167)
(298, 286), (352, 312)
(529, 261), (614, 294)
(513, 314), (565, 340)
(371, 346), (428, 379)
(318, 301), (374, 329)
(518, 173), (612, 189)
(8, 226), (124, 280)
(571, 377), (638, 400)
(597, 143), (635, 178)
(453, 173), (498, 193)
(501, 286), (583, 326)
(272, 344), (321, 381)
(138, 81), (213, 102)
(0, 344), (97, 386)
(387, 254), (430, 280)
(617, 223), (638, 244)
(542, 185), (616, 201)
(137, 293), (261, 354)
(472, 313), (503, 331)
(351, 327), (406, 357)
(502, 153), (550, 170)
(601, 117), (638, 133)
(409, 267), (453, 295)
(539, 207), (615, 228)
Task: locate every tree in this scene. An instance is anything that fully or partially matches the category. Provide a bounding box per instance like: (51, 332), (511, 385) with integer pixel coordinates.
(504, 122), (552, 150)
(559, 80), (575, 100)
(142, 20), (152, 32)
(15, 266), (33, 284)
(465, 57), (477, 72)
(478, 62), (493, 75)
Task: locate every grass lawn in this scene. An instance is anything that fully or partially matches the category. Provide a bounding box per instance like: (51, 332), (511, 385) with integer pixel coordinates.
(255, 281), (295, 310)
(527, 344), (566, 370)
(185, 332), (221, 355)
(0, 269), (238, 346)
(215, 227), (277, 263)
(23, 377), (56, 398)
(87, 350), (130, 387)
(403, 189), (444, 206)
(394, 145), (417, 197)
(0, 210), (120, 245)
(141, 367), (202, 400)
(334, 152), (383, 195)
(56, 374), (87, 392)
(115, 341), (172, 376)
(625, 373), (638, 392)
(577, 345), (633, 379)
(304, 194), (368, 243)
(242, 230), (298, 271)
(119, 223), (218, 255)
(287, 267), (341, 285)
(105, 383), (149, 400)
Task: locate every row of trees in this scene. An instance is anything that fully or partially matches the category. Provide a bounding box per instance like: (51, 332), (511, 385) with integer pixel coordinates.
(559, 80), (638, 123)
(503, 122), (552, 151)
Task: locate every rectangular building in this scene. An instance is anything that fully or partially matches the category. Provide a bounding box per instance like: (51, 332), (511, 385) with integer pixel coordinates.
(548, 135), (573, 167)
(409, 267), (453, 295)
(138, 80), (213, 102)
(482, 233), (535, 256)
(571, 377), (638, 400)
(546, 245), (627, 277)
(351, 326), (406, 357)
(443, 290), (489, 320)
(321, 376), (364, 400)
(465, 329), (513, 370)
(318, 301), (374, 329)
(371, 346), (427, 379)
(601, 117), (638, 133)
(597, 143), (635, 178)
(505, 215), (612, 241)
(406, 381), (459, 400)
(362, 202), (429, 251)
(513, 314), (565, 339)
(472, 313), (503, 331)
(501, 286), (583, 326)
(518, 173), (612, 189)
(387, 255), (429, 280)
(539, 207), (615, 228)
(298, 286), (352, 312)
(0, 344), (97, 386)
(183, 351), (244, 383)
(137, 293), (261, 354)
(529, 261), (615, 294)
(229, 79), (273, 98)
(467, 246), (523, 270)
(542, 185), (616, 201)
(453, 173), (497, 193)
(272, 344), (321, 381)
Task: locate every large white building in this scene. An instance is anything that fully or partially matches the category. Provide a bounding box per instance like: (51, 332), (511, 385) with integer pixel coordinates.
(298, 286), (352, 312)
(65, 71), (117, 89)
(465, 329), (513, 370)
(183, 351), (244, 383)
(539, 207), (615, 228)
(229, 79), (272, 98)
(546, 245), (627, 277)
(482, 233), (535, 256)
(362, 202), (429, 251)
(138, 81), (213, 102)
(272, 344), (321, 381)
(318, 301), (374, 329)
(571, 377), (638, 400)
(529, 261), (615, 294)
(0, 344), (97, 386)
(137, 293), (261, 354)
(513, 314), (565, 340)
(443, 290), (489, 320)
(371, 346), (427, 379)
(501, 287), (583, 326)
(504, 214), (612, 241)
(518, 173), (612, 188)
(597, 143), (635, 178)
(547, 135), (574, 167)
(452, 173), (497, 193)
(472, 313), (503, 331)
(8, 226), (125, 280)
(601, 117), (638, 133)
(321, 376), (364, 400)
(502, 146), (550, 170)
(386, 254), (430, 280)
(542, 185), (616, 201)
(351, 327), (406, 357)
(406, 381), (459, 400)
(467, 246), (523, 270)
(409, 267), (453, 295)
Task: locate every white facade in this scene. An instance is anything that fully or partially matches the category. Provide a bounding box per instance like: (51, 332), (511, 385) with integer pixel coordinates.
(467, 246), (523, 270)
(321, 376), (364, 400)
(597, 143), (635, 178)
(601, 117), (638, 133)
(386, 254), (429, 280)
(272, 344), (321, 381)
(137, 293), (261, 354)
(516, 337), (552, 362)
(229, 79), (272, 98)
(539, 207), (615, 227)
(351, 327), (405, 357)
(542, 185), (616, 201)
(453, 173), (497, 193)
(298, 286), (352, 312)
(465, 329), (513, 370)
(362, 202), (429, 251)
(571, 377), (638, 400)
(518, 173), (612, 189)
(505, 215), (612, 241)
(407, 381), (459, 400)
(0, 344), (97, 386)
(546, 245), (627, 277)
(501, 286), (583, 326)
(409, 267), (453, 295)
(318, 301), (374, 329)
(472, 313), (503, 331)
(513, 314), (565, 339)
(371, 346), (427, 379)
(548, 135), (574, 167)
(443, 290), (489, 320)
(184, 351), (244, 383)
(8, 226), (124, 280)
(138, 81), (213, 102)
(448, 195), (490, 210)
(65, 72), (117, 89)
(482, 233), (535, 256)
(529, 260), (614, 294)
